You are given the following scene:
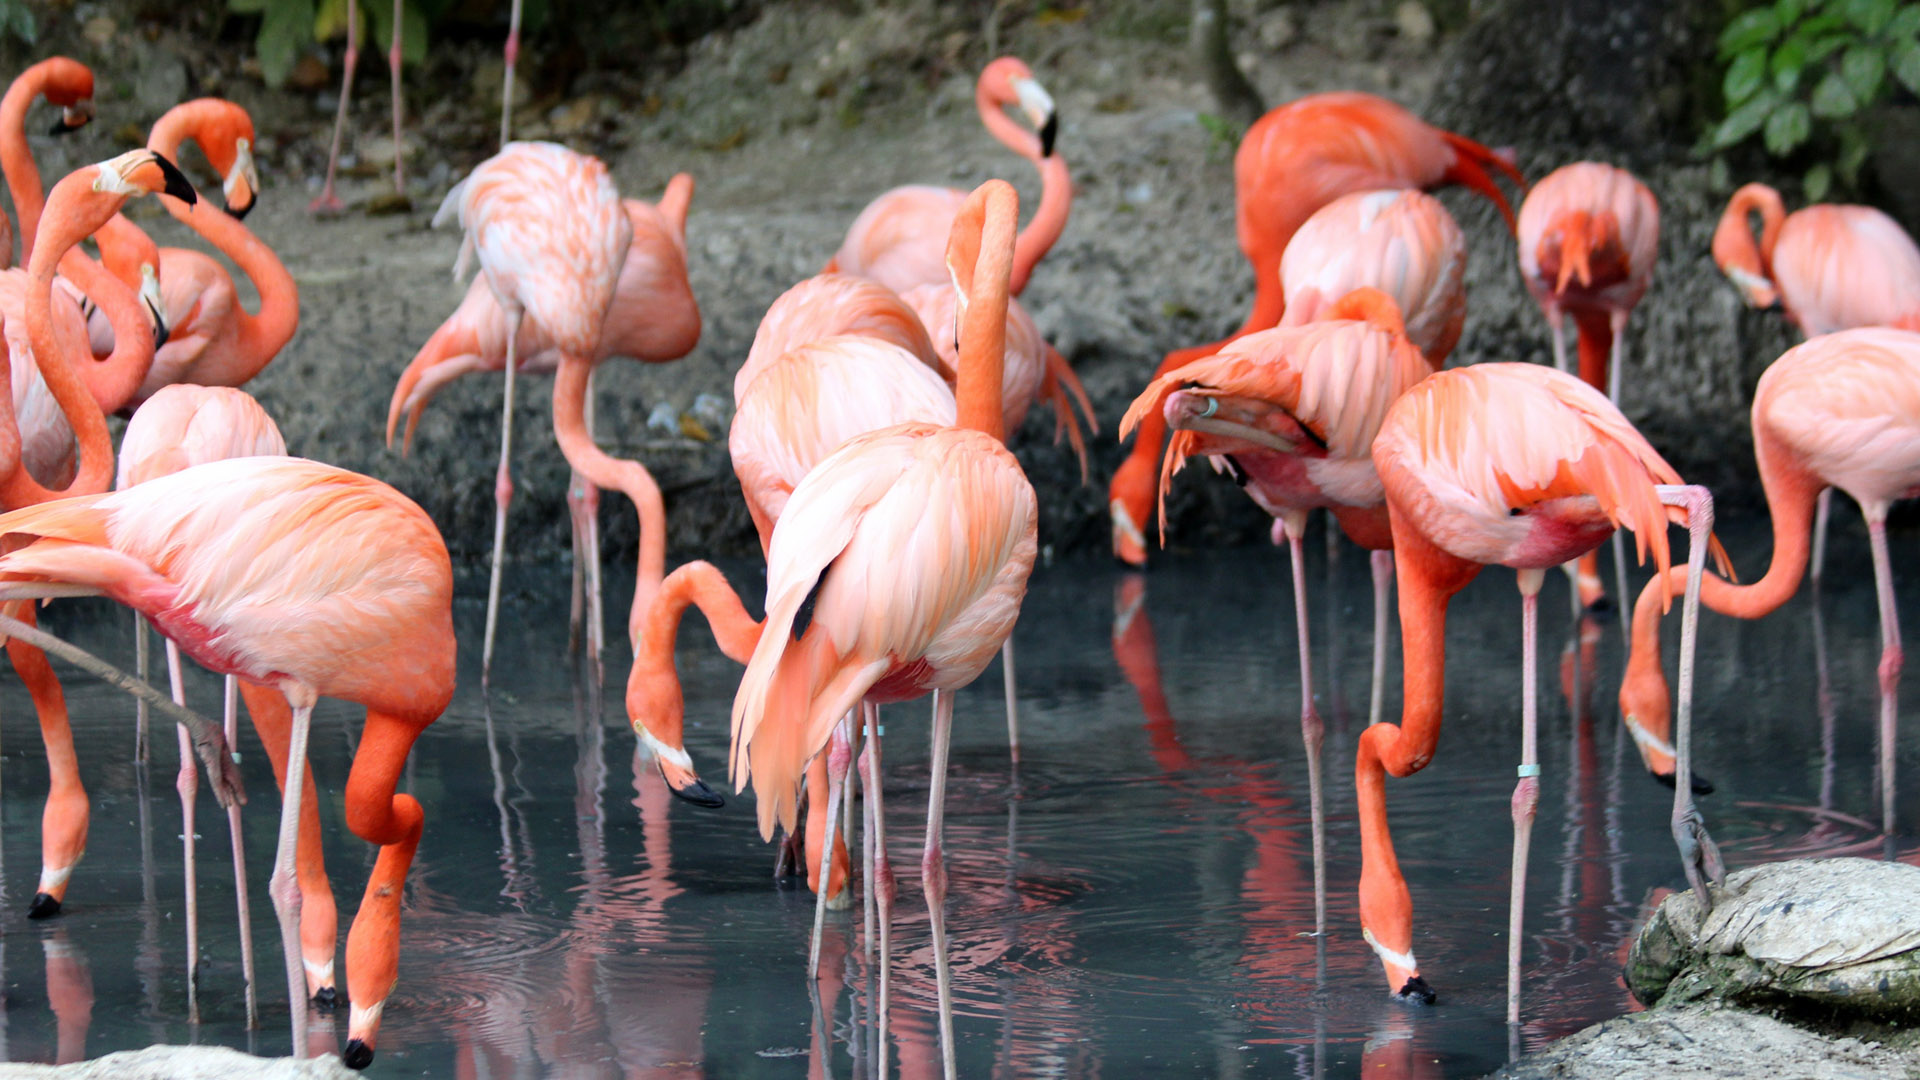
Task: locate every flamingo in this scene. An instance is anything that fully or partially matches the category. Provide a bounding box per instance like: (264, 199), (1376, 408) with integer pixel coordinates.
(1276, 189), (1467, 365)
(1120, 288), (1435, 940)
(390, 170), (698, 673)
(0, 149), (185, 926)
(118, 384), (286, 1026)
(1365, 362), (1723, 1023)
(1517, 161), (1659, 613)
(314, 0), (406, 213)
(732, 178), (1036, 1079)
(826, 57), (1067, 298)
(1619, 327), (1920, 837)
(1713, 182), (1920, 585)
(0, 56), (93, 259)
(0, 455), (455, 1069)
(436, 142), (664, 697)
(1109, 91), (1526, 566)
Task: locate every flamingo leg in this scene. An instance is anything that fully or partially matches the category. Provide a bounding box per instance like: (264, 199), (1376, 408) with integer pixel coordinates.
(1656, 485), (1724, 903)
(1548, 308), (1569, 375)
(11, 621), (85, 919)
(863, 705), (893, 1049)
(312, 0), (360, 214)
(241, 683), (339, 1008)
(165, 642), (200, 1024)
(810, 717), (853, 979)
(267, 698), (314, 1057)
(585, 372), (605, 666)
(1812, 487), (1833, 586)
(388, 0), (404, 195)
(1370, 549), (1392, 729)
(482, 309), (520, 689)
(924, 688), (957, 1080)
(1870, 511), (1904, 838)
(859, 703), (877, 964)
(133, 613), (148, 765)
(500, 0), (524, 147)
(1001, 639), (1019, 765)
(223, 673), (258, 1028)
(1281, 511), (1327, 937)
(1507, 568), (1545, 1027)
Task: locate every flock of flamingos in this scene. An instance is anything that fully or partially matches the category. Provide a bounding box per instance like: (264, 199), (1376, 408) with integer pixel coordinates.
(0, 29), (1910, 1077)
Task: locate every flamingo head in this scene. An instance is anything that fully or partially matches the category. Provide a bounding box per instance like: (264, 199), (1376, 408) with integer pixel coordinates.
(981, 56), (1057, 157)
(626, 657), (725, 809)
(1712, 185), (1782, 309)
(40, 58), (94, 135)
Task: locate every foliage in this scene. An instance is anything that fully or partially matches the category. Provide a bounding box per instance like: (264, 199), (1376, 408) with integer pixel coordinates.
(1195, 111), (1241, 159)
(0, 0), (34, 47)
(1713, 0), (1920, 199)
(226, 0), (527, 89)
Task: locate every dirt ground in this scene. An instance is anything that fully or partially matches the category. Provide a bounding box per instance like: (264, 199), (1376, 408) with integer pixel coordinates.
(0, 0), (1809, 565)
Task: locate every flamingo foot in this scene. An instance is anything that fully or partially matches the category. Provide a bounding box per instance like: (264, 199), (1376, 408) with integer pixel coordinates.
(1394, 976), (1436, 1005)
(1673, 799), (1726, 909)
(343, 1040), (374, 1070)
(309, 190), (347, 216)
(28, 892), (60, 919)
(312, 986), (338, 1011)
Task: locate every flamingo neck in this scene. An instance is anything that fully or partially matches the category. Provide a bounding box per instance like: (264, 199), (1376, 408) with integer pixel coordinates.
(1382, 518), (1481, 774)
(1573, 310), (1613, 395)
(57, 234), (152, 413)
(155, 193), (297, 380)
(976, 83), (1042, 161)
(1694, 427), (1819, 620)
(1010, 154), (1070, 295)
(647, 561), (761, 668)
(0, 68), (52, 257)
(1735, 185), (1787, 278)
(552, 355), (667, 628)
(956, 201), (1017, 441)
(13, 208), (120, 503)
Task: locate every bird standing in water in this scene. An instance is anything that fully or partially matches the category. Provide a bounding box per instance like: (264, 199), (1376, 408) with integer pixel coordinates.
(1365, 362), (1722, 1024)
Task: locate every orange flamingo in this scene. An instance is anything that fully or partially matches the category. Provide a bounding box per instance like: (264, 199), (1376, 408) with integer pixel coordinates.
(0, 57), (93, 260)
(314, 0), (406, 212)
(118, 384), (286, 1025)
(1121, 288), (1435, 939)
(1619, 327), (1920, 837)
(1, 150), (184, 926)
(826, 57), (1066, 298)
(119, 100), (297, 407)
(0, 454), (456, 1069)
(1365, 362), (1721, 1023)
(392, 169), (698, 674)
(1109, 91), (1525, 566)
(433, 141), (639, 691)
(1713, 182), (1920, 585)
(732, 179), (1036, 1080)
(1518, 161), (1659, 614)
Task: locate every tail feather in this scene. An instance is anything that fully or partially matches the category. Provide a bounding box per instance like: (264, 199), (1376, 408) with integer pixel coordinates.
(0, 540), (148, 598)
(1039, 343), (1096, 484)
(0, 495), (111, 549)
(1439, 130), (1525, 234)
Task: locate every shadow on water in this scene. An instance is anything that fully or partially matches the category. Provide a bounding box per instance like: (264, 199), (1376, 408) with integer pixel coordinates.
(0, 514), (1913, 1077)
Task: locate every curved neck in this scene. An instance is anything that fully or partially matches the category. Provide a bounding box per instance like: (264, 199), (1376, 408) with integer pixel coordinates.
(976, 85), (1041, 161)
(553, 355), (667, 632)
(12, 215), (118, 502)
(643, 560), (762, 669)
(156, 193), (297, 378)
(0, 69), (50, 258)
(1010, 154), (1070, 295)
(1735, 186), (1786, 277)
(1691, 429), (1819, 620)
(56, 246), (153, 413)
(1385, 519), (1481, 772)
(956, 198), (1017, 441)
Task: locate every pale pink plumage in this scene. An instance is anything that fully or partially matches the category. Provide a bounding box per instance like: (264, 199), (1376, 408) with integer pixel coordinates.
(0, 271), (90, 487)
(898, 282), (1044, 429)
(1772, 207), (1920, 336)
(737, 273), (943, 399)
(1517, 162), (1658, 328)
(1278, 189), (1465, 365)
(1757, 328), (1920, 511)
(117, 385), (286, 489)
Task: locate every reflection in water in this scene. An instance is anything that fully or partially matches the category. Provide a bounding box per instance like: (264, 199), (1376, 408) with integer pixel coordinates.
(0, 533), (1912, 1076)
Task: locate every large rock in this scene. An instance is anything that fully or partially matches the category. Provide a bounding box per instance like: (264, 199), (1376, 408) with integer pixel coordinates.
(0, 1045), (357, 1079)
(1627, 858), (1920, 1014)
(1487, 1003), (1920, 1080)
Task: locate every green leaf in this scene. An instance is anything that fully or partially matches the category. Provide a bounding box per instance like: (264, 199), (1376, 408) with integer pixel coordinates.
(312, 0), (353, 43)
(1838, 123), (1873, 184)
(1843, 43), (1888, 99)
(1765, 100), (1812, 154)
(1776, 0), (1806, 23)
(1773, 36), (1808, 90)
(255, 0), (314, 88)
(1812, 69), (1862, 115)
(1726, 49), (1768, 102)
(1720, 8), (1782, 55)
(1805, 161), (1833, 201)
(1846, 0), (1896, 33)
(1893, 36), (1920, 91)
(1805, 32), (1851, 62)
(1715, 88), (1782, 148)
(1890, 5), (1920, 37)
(366, 0), (429, 67)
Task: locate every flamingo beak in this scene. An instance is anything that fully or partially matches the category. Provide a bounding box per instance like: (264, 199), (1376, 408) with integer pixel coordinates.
(224, 138), (259, 220)
(1724, 266), (1779, 310)
(51, 100), (93, 136)
(1011, 77), (1057, 157)
(638, 725), (724, 809)
(140, 264), (168, 349)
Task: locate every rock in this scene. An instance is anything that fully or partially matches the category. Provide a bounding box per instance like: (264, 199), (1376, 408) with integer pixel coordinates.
(81, 16), (115, 48)
(1488, 1002), (1920, 1079)
(134, 51), (188, 119)
(1627, 858), (1920, 1013)
(0, 1044), (358, 1078)
(357, 135), (418, 169)
(1257, 7), (1297, 50)
(472, 58), (532, 112)
(1395, 1), (1436, 44)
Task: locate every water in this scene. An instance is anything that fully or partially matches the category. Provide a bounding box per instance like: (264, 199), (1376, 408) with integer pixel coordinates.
(0, 514), (1912, 1078)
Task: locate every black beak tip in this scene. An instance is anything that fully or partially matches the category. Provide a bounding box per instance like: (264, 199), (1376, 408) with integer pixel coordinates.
(1039, 112), (1058, 158)
(27, 892), (60, 919)
(150, 153), (198, 205)
(226, 195), (255, 221)
(48, 120), (78, 137)
(151, 314), (170, 350)
(1651, 769), (1715, 796)
(342, 1039), (375, 1070)
(1394, 975), (1436, 1006)
(669, 776), (727, 809)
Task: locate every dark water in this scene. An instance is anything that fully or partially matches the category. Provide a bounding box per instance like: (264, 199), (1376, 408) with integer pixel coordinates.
(0, 514), (1913, 1078)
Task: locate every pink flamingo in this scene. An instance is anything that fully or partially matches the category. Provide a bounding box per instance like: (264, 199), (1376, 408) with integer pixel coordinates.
(118, 384), (286, 1026)
(732, 179), (1036, 1080)
(1121, 288), (1435, 939)
(1277, 189), (1467, 365)
(1713, 182), (1920, 584)
(391, 171), (698, 675)
(1518, 161), (1659, 613)
(0, 455), (456, 1069)
(825, 57), (1067, 298)
(1619, 327), (1920, 836)
(1365, 362), (1722, 1023)
(1109, 91), (1525, 565)
(0, 57), (93, 260)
